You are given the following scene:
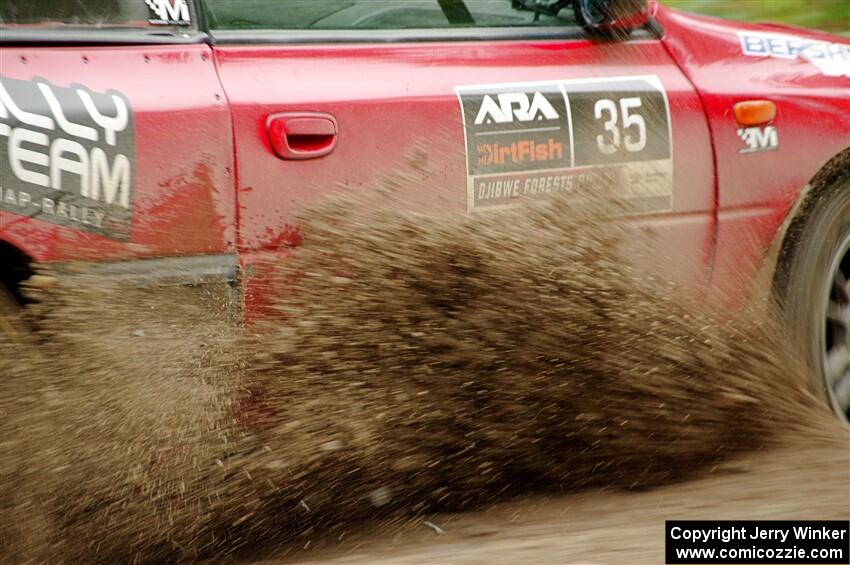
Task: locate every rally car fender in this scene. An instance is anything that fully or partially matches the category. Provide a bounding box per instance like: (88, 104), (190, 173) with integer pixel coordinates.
(655, 6), (850, 299)
(739, 145), (849, 315)
(765, 147), (850, 276)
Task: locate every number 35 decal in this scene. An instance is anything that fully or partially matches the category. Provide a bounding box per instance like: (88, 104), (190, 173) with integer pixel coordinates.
(594, 97), (647, 155)
(566, 76), (671, 167)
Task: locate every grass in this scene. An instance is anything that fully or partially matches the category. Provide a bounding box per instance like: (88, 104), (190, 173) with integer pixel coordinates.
(662, 0), (850, 34)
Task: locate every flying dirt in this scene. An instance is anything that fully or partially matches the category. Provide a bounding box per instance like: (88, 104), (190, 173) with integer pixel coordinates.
(0, 188), (846, 563)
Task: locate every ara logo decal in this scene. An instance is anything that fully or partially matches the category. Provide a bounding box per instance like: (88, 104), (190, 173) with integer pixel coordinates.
(456, 76), (674, 214)
(0, 76), (136, 239)
(474, 92), (559, 125)
(458, 85), (571, 178)
(737, 125), (779, 153)
(145, 0), (192, 26)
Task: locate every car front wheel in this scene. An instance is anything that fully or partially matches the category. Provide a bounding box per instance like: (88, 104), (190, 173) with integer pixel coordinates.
(775, 178), (850, 423)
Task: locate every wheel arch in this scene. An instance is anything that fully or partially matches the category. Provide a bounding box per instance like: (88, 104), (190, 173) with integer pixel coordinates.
(764, 146), (850, 297)
(0, 239), (34, 306)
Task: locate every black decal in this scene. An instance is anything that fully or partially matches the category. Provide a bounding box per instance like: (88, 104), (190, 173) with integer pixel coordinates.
(457, 76), (673, 212)
(567, 78), (670, 167)
(0, 75), (136, 240)
(145, 0), (192, 26)
(458, 84), (572, 176)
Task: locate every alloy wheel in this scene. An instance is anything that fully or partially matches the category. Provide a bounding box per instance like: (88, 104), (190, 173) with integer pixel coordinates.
(822, 232), (850, 421)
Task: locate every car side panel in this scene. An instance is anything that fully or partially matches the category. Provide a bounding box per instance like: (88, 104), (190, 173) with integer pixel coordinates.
(214, 37), (716, 316)
(0, 44), (236, 263)
(658, 7), (850, 297)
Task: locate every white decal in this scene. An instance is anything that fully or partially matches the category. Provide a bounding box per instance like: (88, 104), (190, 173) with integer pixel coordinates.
(0, 82), (54, 130)
(594, 98), (620, 155)
(90, 149), (132, 208)
(9, 128), (49, 187)
(145, 0), (192, 26)
(50, 138), (90, 194)
(737, 125), (779, 153)
(38, 83), (98, 141)
(77, 90), (128, 146)
(738, 31), (850, 78)
(595, 97), (648, 155)
(619, 97), (647, 153)
(474, 92), (559, 125)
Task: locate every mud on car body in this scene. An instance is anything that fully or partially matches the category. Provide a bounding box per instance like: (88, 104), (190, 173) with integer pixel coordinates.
(1, 0), (848, 420)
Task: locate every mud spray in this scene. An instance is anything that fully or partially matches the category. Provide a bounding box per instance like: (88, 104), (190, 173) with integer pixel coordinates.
(0, 190), (841, 563)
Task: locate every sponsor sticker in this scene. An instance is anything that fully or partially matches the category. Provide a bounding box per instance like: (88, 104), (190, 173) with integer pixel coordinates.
(737, 125), (779, 153)
(738, 30), (850, 78)
(0, 76), (136, 240)
(456, 75), (673, 212)
(145, 0), (192, 26)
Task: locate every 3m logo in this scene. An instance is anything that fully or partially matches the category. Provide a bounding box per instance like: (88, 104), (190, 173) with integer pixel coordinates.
(737, 125), (779, 153)
(474, 92), (559, 125)
(145, 0), (191, 25)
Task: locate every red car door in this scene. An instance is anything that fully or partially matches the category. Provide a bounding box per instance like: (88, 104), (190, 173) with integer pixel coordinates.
(0, 1), (235, 266)
(203, 0), (715, 304)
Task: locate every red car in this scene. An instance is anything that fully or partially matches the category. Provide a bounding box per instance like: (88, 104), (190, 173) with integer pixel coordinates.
(1, 0), (848, 420)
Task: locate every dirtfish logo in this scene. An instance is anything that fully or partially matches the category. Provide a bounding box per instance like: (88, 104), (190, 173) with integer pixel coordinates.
(474, 92), (559, 125)
(145, 0), (192, 26)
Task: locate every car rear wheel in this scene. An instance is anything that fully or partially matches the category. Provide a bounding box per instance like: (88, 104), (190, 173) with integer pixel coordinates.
(775, 179), (850, 422)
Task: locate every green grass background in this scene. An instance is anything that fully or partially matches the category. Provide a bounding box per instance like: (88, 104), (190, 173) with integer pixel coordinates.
(662, 0), (850, 34)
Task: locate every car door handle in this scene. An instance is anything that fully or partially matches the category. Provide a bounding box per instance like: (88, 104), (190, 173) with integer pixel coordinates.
(266, 112), (338, 160)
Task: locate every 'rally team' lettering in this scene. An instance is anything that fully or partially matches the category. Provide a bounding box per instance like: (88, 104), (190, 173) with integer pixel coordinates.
(0, 76), (135, 239)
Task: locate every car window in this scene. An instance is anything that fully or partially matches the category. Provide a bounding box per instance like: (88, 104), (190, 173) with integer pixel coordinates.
(0, 0), (195, 30)
(202, 0), (578, 31)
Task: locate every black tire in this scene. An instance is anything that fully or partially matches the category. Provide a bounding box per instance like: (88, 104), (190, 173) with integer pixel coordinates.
(775, 178), (850, 422)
